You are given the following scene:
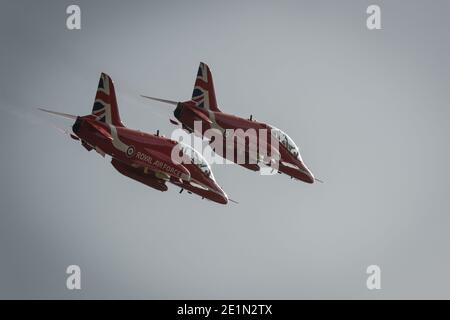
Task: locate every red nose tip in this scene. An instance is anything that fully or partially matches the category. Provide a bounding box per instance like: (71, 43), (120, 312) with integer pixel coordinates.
(298, 163), (315, 184)
(217, 196), (228, 205)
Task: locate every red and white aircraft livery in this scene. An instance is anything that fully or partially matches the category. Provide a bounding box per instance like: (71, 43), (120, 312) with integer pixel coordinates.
(40, 73), (229, 204)
(142, 62), (318, 184)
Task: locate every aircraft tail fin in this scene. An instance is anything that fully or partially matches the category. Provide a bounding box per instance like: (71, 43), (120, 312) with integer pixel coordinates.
(191, 62), (220, 112)
(91, 73), (124, 127)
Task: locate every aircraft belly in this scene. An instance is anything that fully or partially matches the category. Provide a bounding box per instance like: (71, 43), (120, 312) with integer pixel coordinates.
(111, 159), (168, 192)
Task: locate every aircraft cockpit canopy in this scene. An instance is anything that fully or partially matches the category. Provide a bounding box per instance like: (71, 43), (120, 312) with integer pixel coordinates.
(269, 125), (302, 161)
(179, 143), (215, 181)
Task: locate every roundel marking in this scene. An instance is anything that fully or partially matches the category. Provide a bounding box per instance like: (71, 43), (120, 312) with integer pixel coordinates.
(126, 145), (136, 157)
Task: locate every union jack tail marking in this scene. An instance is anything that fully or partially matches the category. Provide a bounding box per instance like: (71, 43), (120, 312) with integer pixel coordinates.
(91, 73), (124, 127)
(191, 62), (220, 112)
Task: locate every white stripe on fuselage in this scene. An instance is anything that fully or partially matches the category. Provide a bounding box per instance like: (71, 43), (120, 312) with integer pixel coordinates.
(109, 125), (129, 152)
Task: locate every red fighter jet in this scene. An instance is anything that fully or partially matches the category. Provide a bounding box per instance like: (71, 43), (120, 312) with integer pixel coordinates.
(39, 73), (229, 204)
(142, 62), (319, 184)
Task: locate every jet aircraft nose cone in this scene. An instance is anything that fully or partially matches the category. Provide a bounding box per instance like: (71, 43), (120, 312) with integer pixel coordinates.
(215, 185), (229, 204)
(296, 161), (315, 184)
(218, 194), (229, 205)
(304, 171), (315, 184)
(302, 164), (315, 184)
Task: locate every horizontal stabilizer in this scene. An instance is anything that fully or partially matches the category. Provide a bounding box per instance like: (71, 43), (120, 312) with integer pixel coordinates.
(140, 95), (178, 106)
(38, 108), (77, 120)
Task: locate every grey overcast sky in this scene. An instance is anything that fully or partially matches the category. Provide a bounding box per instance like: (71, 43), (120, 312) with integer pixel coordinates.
(1, 0), (450, 299)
